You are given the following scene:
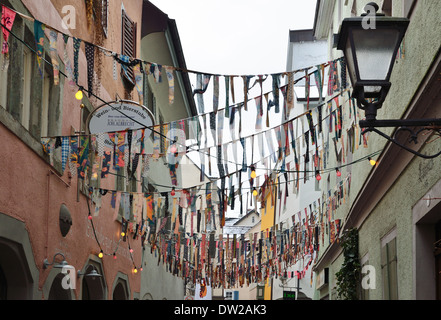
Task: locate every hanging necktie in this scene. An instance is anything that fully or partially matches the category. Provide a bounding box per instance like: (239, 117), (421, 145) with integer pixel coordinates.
(217, 110), (224, 146)
(222, 76), (229, 117)
(213, 75), (219, 113)
(61, 136), (69, 174)
(62, 35), (75, 86)
(255, 96), (263, 130)
(73, 37), (81, 84)
(240, 138), (247, 172)
(272, 74), (280, 113)
(1, 6), (16, 56)
(164, 66), (175, 104)
(48, 30), (59, 85)
(34, 20), (45, 77)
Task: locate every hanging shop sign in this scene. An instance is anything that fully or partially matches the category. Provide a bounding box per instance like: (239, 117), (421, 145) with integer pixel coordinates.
(87, 100), (155, 136)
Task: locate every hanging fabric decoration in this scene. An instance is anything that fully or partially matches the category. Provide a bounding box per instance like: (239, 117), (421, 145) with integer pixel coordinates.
(209, 111), (216, 145)
(213, 75), (219, 113)
(255, 96), (263, 130)
(119, 54), (134, 84)
(242, 76), (253, 111)
(134, 62), (144, 103)
(340, 59), (347, 91)
(283, 123), (290, 157)
(101, 150), (111, 179)
(69, 136), (79, 177)
(286, 72), (294, 116)
(274, 126), (283, 161)
(265, 130), (276, 162)
(34, 20), (45, 77)
(304, 69), (310, 109)
(217, 109), (224, 146)
(62, 35), (75, 86)
(73, 37), (81, 84)
(165, 65), (175, 105)
(272, 74), (280, 113)
(115, 131), (126, 170)
(48, 30), (60, 85)
(306, 111), (316, 145)
(61, 136), (69, 174)
(328, 60), (340, 96)
(85, 42), (95, 97)
(230, 76), (236, 104)
(229, 107), (236, 144)
(224, 76), (229, 117)
(78, 136), (90, 179)
(314, 65), (323, 102)
(1, 6), (16, 56)
(222, 143), (229, 176)
(194, 73), (211, 114)
(199, 147), (205, 182)
(240, 137), (247, 172)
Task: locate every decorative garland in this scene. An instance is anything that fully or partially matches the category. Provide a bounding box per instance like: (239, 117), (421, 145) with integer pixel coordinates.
(335, 228), (361, 300)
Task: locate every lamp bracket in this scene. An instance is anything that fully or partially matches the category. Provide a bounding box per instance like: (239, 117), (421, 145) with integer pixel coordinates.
(360, 119), (441, 159)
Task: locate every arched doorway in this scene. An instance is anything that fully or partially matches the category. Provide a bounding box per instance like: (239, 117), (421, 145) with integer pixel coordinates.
(0, 237), (35, 299)
(113, 282), (127, 300)
(112, 273), (130, 300)
(48, 273), (73, 300)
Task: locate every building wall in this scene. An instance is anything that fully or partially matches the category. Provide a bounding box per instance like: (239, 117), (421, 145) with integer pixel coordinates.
(312, 0), (441, 300)
(0, 0), (159, 300)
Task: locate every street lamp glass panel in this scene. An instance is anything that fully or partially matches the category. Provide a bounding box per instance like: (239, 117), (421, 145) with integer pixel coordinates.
(351, 28), (401, 82)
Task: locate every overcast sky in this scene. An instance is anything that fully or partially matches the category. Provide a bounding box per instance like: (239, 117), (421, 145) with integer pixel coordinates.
(149, 0), (318, 76)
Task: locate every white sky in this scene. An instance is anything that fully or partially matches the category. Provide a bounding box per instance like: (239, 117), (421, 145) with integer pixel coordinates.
(149, 0), (318, 76)
(148, 0), (319, 218)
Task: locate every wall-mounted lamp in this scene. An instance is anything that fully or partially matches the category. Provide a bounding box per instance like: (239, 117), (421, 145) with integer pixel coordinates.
(337, 2), (441, 158)
(77, 265), (102, 279)
(43, 252), (69, 269)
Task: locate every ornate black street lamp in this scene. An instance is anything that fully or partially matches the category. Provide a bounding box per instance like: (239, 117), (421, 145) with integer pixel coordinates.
(337, 2), (441, 158)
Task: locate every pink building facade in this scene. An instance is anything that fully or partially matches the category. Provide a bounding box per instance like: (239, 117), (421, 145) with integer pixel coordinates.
(0, 0), (145, 299)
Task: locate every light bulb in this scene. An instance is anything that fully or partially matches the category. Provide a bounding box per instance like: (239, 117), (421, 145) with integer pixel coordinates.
(171, 188), (176, 196)
(113, 253), (117, 260)
(98, 251), (104, 259)
(316, 171), (321, 181)
(253, 188), (258, 197)
(369, 157), (377, 166)
(121, 231), (126, 237)
(336, 168), (341, 177)
(133, 267), (138, 274)
(250, 169), (257, 179)
(75, 89), (83, 101)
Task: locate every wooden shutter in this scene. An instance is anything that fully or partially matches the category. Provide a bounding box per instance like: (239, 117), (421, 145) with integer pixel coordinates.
(121, 9), (136, 85)
(102, 0), (109, 37)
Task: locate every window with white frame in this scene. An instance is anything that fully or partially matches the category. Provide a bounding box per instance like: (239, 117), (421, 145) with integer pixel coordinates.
(381, 228), (398, 300)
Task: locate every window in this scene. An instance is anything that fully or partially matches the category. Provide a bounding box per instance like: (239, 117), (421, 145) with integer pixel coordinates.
(381, 228), (398, 300)
(121, 8), (136, 86)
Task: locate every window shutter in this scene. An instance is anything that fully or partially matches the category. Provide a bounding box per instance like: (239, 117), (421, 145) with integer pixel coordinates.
(102, 0), (109, 37)
(121, 9), (136, 85)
